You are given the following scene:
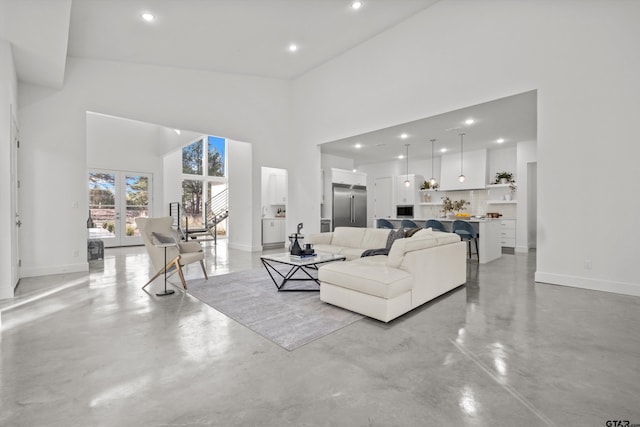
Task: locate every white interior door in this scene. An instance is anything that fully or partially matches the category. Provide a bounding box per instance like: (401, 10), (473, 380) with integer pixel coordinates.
(374, 177), (392, 219)
(10, 106), (21, 288)
(89, 170), (152, 247)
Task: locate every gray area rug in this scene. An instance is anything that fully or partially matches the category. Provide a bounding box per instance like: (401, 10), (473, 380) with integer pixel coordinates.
(187, 267), (363, 351)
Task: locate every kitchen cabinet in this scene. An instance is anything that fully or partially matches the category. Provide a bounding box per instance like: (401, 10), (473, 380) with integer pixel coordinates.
(439, 148), (487, 191)
(262, 218), (286, 247)
(395, 174), (424, 205)
(268, 173), (287, 205)
(500, 219), (516, 248)
(331, 168), (366, 186)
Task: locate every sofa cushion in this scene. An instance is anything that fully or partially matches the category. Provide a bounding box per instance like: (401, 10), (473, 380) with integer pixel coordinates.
(385, 228), (405, 249)
(387, 235), (438, 268)
(313, 243), (345, 255)
(361, 228), (392, 250)
(331, 227), (366, 248)
(319, 262), (413, 299)
(340, 247), (369, 260)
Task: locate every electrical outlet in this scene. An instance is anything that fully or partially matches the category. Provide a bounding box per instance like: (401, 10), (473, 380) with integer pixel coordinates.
(584, 260), (592, 270)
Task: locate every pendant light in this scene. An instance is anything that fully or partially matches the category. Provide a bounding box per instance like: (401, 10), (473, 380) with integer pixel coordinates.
(458, 133), (466, 183)
(404, 144), (411, 187)
(429, 139), (437, 187)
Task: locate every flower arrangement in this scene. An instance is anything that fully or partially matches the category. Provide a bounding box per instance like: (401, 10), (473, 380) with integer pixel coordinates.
(442, 197), (469, 215)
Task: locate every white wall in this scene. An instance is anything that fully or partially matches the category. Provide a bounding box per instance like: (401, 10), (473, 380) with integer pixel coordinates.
(0, 39), (18, 298)
(292, 0), (640, 296)
(227, 139), (256, 251)
(86, 112), (169, 218)
(516, 141), (537, 253)
(18, 57), (292, 277)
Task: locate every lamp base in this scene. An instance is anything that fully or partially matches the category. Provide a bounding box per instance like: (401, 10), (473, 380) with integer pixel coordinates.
(156, 289), (175, 297)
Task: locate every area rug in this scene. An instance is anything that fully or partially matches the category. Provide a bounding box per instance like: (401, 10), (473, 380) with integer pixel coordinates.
(186, 267), (363, 351)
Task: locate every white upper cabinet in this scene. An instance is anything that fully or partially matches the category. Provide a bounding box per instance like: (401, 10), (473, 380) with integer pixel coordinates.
(395, 174), (424, 205)
(330, 168), (366, 187)
(439, 148), (487, 191)
(268, 173), (287, 205)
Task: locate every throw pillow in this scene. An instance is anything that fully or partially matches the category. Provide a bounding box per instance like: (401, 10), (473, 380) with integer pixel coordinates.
(385, 228), (405, 249)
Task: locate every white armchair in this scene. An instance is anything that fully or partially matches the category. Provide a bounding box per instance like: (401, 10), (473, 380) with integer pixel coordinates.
(135, 217), (208, 290)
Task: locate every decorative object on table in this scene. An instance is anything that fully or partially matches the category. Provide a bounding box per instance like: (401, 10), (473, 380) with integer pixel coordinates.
(441, 196), (470, 218)
(289, 222), (304, 256)
(494, 171), (515, 184)
(420, 180), (431, 190)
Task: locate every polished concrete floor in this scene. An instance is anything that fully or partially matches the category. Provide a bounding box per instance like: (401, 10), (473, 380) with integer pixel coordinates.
(1, 241), (639, 426)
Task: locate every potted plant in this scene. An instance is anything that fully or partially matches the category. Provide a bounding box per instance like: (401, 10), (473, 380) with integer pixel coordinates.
(494, 171), (514, 184)
(420, 180), (431, 190)
(441, 197), (470, 218)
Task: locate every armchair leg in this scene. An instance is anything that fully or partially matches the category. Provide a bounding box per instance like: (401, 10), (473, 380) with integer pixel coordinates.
(175, 261), (188, 289)
(142, 256), (182, 290)
(200, 260), (209, 280)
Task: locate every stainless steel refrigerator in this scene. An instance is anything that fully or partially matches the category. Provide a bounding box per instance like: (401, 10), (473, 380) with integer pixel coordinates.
(332, 184), (367, 229)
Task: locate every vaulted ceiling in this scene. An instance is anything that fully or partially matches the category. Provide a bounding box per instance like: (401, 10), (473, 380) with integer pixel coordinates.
(2, 0), (439, 87)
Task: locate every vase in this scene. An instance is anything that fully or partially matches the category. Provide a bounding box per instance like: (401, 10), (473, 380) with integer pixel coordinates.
(500, 178), (508, 184)
(504, 193), (512, 201)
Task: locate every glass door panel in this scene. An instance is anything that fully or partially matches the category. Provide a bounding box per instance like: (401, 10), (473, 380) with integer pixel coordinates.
(89, 170), (152, 247)
(89, 172), (117, 245)
(122, 174), (150, 245)
(182, 180), (204, 229)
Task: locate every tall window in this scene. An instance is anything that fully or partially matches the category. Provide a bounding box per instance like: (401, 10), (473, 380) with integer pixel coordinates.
(181, 136), (227, 232)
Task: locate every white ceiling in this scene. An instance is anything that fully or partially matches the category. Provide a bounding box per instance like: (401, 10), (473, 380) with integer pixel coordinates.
(1, 0), (72, 88)
(321, 90), (537, 166)
(67, 0), (439, 80)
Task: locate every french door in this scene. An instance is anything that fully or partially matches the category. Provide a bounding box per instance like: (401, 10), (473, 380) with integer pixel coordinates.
(88, 170), (152, 247)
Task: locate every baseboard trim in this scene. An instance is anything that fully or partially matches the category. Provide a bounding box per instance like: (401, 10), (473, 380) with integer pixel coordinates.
(514, 245), (529, 253)
(535, 271), (640, 297)
(21, 262), (89, 278)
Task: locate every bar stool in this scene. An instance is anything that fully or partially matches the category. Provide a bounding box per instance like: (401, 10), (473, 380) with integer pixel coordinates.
(400, 219), (418, 229)
(425, 219), (447, 232)
(377, 218), (394, 229)
(452, 220), (479, 261)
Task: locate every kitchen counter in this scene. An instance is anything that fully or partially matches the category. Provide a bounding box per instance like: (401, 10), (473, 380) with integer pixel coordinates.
(373, 217), (502, 264)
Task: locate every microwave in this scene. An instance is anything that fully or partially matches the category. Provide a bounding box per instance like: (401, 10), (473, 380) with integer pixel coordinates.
(396, 205), (414, 218)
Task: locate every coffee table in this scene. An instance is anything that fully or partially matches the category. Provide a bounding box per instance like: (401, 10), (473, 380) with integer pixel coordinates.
(260, 252), (346, 291)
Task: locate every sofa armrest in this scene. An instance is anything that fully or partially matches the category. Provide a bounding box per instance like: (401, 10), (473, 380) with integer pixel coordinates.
(361, 248), (389, 257)
(307, 232), (333, 245)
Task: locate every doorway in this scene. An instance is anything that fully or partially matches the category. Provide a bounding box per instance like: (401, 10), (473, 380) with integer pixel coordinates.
(10, 105), (21, 289)
(88, 170), (152, 247)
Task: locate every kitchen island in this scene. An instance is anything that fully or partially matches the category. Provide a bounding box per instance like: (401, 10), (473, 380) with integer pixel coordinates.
(373, 217), (502, 264)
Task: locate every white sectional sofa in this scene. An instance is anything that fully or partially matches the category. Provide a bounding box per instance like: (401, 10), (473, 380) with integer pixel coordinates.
(316, 228), (467, 322)
(307, 227), (393, 260)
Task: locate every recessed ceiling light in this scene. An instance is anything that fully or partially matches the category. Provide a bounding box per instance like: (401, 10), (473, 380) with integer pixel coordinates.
(496, 138), (505, 143)
(440, 148), (447, 153)
(354, 143), (362, 149)
(174, 129), (181, 135)
(400, 133), (408, 139)
(141, 12), (155, 22)
(288, 43), (298, 53)
(352, 168), (357, 172)
(465, 118), (474, 125)
(351, 1), (363, 10)
(398, 154), (405, 159)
